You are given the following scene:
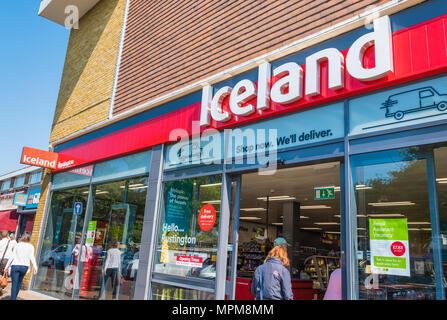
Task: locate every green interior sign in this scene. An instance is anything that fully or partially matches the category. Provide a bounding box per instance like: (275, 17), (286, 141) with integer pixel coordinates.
(314, 187), (335, 200)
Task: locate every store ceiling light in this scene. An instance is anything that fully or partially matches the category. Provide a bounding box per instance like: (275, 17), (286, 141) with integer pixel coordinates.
(280, 215), (309, 219)
(325, 231), (341, 234)
(129, 186), (148, 190)
(241, 208), (266, 212)
(407, 222), (431, 225)
(257, 196), (296, 201)
(333, 185), (372, 192)
(200, 183), (222, 188)
(334, 214), (367, 218)
(436, 178), (447, 183)
(128, 183), (144, 188)
(204, 200), (221, 204)
(314, 222), (340, 225)
(356, 185), (372, 190)
(368, 201), (415, 206)
(272, 222), (283, 226)
(96, 191), (109, 195)
(301, 227), (322, 230)
(300, 205), (331, 209)
(239, 217), (262, 220)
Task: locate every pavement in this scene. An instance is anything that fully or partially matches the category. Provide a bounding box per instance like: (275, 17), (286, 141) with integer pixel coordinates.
(0, 279), (58, 300)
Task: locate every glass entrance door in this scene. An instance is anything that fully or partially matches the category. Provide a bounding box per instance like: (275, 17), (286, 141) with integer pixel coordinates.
(350, 146), (446, 300)
(227, 161), (342, 300)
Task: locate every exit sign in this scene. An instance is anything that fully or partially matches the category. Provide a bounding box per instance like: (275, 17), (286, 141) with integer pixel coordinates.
(315, 187), (335, 200)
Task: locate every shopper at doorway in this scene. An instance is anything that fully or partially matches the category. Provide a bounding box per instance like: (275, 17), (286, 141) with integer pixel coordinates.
(323, 268), (342, 300)
(251, 246), (293, 300)
(273, 237), (298, 274)
(273, 237), (289, 251)
(100, 239), (123, 300)
(5, 232), (38, 300)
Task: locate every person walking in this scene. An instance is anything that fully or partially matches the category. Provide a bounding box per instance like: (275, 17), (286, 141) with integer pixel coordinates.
(9, 232), (18, 249)
(251, 246), (293, 300)
(0, 231), (14, 274)
(323, 268), (342, 300)
(100, 239), (122, 300)
(0, 231), (14, 296)
(5, 232), (37, 300)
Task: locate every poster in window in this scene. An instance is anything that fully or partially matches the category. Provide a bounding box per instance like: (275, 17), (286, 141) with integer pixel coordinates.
(369, 218), (410, 277)
(164, 180), (194, 234)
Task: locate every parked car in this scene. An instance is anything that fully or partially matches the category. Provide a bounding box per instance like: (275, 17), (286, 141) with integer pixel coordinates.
(41, 244), (73, 269)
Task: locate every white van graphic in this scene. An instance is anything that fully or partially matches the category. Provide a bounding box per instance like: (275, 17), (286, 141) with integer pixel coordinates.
(381, 86), (447, 120)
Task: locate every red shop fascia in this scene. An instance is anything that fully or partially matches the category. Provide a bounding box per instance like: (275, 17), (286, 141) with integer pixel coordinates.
(52, 13), (447, 172)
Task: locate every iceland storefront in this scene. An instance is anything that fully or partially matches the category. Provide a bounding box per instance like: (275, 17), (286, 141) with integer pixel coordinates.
(31, 4), (447, 300)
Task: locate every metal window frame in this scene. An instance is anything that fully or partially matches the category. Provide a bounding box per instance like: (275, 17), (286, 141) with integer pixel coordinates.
(134, 145), (164, 300)
(346, 129), (447, 300)
(148, 169), (225, 299)
(30, 154), (153, 300)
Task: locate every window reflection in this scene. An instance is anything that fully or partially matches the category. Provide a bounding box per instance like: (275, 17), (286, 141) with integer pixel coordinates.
(434, 146), (447, 298)
(153, 175), (222, 280)
(33, 187), (89, 299)
(151, 282), (214, 300)
(79, 177), (148, 300)
(353, 147), (436, 300)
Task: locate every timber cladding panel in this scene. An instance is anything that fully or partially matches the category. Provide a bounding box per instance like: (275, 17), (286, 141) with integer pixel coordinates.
(50, 0), (126, 143)
(113, 0), (392, 115)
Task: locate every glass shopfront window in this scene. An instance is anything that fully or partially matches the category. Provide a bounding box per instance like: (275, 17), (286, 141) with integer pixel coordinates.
(152, 175), (222, 281)
(351, 147), (439, 300)
(33, 186), (89, 300)
(13, 175), (25, 189)
(434, 146), (447, 295)
(34, 150), (151, 300)
(152, 282), (214, 300)
(52, 166), (93, 190)
(1, 180), (10, 191)
(28, 171), (42, 185)
(76, 176), (148, 300)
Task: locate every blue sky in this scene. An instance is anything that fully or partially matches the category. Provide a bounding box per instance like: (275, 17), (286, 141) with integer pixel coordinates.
(0, 1), (69, 176)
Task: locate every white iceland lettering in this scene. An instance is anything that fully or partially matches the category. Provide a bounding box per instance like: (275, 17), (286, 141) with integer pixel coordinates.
(200, 15), (394, 127)
(346, 15), (394, 81)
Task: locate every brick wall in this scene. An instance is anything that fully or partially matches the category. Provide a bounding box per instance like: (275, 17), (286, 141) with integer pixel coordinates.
(113, 0), (392, 115)
(50, 0), (126, 143)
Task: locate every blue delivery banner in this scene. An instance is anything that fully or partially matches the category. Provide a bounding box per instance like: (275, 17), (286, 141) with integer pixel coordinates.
(165, 102), (344, 168)
(350, 75), (447, 135)
(26, 187), (41, 209)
